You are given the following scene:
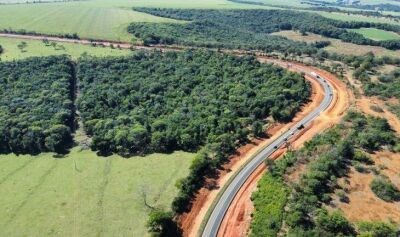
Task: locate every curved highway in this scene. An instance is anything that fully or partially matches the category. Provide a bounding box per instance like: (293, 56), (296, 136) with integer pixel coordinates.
(201, 67), (334, 237)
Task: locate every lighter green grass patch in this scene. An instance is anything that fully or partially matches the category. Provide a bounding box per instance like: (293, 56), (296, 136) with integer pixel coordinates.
(0, 148), (195, 237)
(0, 36), (132, 61)
(0, 2), (183, 41)
(349, 28), (400, 41)
(317, 11), (400, 26)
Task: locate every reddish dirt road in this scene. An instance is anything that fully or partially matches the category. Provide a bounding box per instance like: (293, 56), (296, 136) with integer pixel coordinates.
(216, 58), (351, 237)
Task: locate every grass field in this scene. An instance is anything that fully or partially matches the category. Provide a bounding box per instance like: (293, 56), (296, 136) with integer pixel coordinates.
(1, 0), (399, 42)
(272, 30), (400, 57)
(0, 148), (194, 237)
(0, 0), (270, 42)
(0, 1), (185, 42)
(349, 28), (400, 41)
(318, 11), (400, 26)
(0, 36), (132, 60)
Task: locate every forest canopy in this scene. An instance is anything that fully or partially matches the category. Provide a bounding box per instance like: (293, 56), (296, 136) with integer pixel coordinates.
(0, 56), (74, 154)
(77, 50), (310, 156)
(129, 8), (400, 51)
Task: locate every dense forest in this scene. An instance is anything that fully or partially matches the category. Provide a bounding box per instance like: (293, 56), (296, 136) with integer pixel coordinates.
(129, 8), (400, 51)
(77, 50), (310, 156)
(0, 56), (74, 154)
(250, 111), (399, 237)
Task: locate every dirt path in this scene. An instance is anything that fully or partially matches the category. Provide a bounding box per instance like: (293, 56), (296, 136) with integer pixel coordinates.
(216, 58), (352, 237)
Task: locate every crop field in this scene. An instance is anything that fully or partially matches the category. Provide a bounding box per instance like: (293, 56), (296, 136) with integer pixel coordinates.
(0, 36), (131, 60)
(349, 28), (400, 41)
(0, 148), (194, 237)
(272, 30), (400, 58)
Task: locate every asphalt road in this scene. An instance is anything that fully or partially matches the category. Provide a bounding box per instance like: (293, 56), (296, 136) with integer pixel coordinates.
(201, 67), (334, 237)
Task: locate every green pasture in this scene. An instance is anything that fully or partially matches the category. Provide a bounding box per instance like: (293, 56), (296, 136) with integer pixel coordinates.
(349, 28), (400, 41)
(0, 36), (131, 61)
(0, 0), (399, 42)
(318, 11), (400, 26)
(0, 148), (194, 237)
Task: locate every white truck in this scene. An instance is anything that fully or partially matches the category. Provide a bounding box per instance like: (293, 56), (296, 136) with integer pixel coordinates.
(310, 71), (320, 78)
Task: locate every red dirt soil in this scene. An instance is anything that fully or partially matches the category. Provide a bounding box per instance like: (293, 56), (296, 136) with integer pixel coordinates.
(178, 58), (351, 237)
(216, 59), (351, 237)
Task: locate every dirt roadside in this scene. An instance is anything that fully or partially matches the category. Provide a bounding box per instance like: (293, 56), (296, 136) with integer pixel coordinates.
(216, 58), (352, 237)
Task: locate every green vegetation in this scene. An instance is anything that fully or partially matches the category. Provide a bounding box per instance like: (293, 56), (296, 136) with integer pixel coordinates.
(363, 68), (400, 100)
(0, 1), (184, 41)
(77, 50), (310, 220)
(349, 28), (400, 41)
(0, 56), (74, 154)
(249, 111), (399, 236)
(370, 176), (400, 202)
(358, 221), (399, 237)
(0, 148), (194, 237)
(130, 8), (400, 51)
(249, 153), (294, 237)
(77, 50), (310, 156)
(0, 37), (131, 61)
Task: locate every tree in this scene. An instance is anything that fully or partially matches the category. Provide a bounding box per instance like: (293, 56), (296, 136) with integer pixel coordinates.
(146, 210), (181, 237)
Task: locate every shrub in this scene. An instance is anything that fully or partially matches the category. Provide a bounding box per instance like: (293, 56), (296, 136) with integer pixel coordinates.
(147, 210), (181, 237)
(370, 177), (400, 202)
(358, 221), (399, 237)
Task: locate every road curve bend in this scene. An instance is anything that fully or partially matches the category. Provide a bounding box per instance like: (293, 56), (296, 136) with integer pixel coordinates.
(201, 66), (334, 237)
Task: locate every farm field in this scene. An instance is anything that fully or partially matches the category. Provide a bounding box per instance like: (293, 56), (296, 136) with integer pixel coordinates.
(0, 36), (131, 60)
(0, 1), (185, 42)
(272, 30), (400, 57)
(317, 11), (400, 26)
(0, 148), (195, 237)
(1, 0), (400, 42)
(349, 28), (400, 41)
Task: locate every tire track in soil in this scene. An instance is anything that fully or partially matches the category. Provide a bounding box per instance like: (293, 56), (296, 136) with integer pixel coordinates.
(0, 158), (37, 186)
(96, 158), (112, 237)
(3, 160), (59, 227)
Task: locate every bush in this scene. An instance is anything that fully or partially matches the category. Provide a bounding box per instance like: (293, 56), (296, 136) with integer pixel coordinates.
(147, 210), (181, 237)
(315, 210), (355, 236)
(370, 177), (400, 202)
(358, 221), (399, 237)
(250, 174), (288, 237)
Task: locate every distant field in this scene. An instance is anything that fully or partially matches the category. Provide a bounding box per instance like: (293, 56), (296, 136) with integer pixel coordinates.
(272, 30), (400, 57)
(0, 148), (194, 237)
(317, 11), (400, 26)
(0, 36), (131, 60)
(1, 0), (400, 42)
(349, 28), (400, 41)
(0, 0), (267, 42)
(0, 1), (184, 42)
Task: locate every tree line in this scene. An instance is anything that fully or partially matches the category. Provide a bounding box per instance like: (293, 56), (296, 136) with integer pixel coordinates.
(0, 56), (74, 154)
(129, 8), (400, 51)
